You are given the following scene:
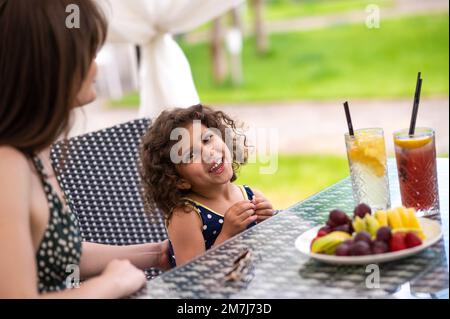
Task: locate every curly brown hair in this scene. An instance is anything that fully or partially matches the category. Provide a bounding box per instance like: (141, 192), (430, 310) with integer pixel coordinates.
(140, 104), (249, 221)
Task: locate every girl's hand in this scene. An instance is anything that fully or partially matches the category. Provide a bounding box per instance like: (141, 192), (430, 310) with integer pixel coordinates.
(221, 200), (257, 238)
(252, 193), (275, 223)
(101, 259), (147, 297)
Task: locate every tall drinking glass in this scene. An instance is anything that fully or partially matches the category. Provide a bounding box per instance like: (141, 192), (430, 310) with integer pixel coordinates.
(345, 128), (391, 210)
(393, 127), (439, 215)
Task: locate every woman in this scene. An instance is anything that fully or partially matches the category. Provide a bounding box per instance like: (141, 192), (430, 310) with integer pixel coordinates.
(0, 0), (169, 298)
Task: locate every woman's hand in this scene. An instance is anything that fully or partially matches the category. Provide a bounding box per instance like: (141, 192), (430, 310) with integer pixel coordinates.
(157, 239), (172, 271)
(252, 192), (275, 223)
(221, 200), (257, 238)
(101, 259), (147, 297)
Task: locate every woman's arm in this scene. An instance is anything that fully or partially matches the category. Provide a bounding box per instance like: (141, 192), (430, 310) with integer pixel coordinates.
(167, 208), (205, 267)
(80, 240), (170, 279)
(0, 148), (38, 298)
(0, 148), (145, 299)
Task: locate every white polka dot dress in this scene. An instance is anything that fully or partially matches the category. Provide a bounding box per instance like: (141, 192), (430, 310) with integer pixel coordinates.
(32, 156), (82, 293)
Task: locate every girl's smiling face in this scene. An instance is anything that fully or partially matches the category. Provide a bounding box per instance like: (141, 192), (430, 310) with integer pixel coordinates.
(175, 122), (234, 191)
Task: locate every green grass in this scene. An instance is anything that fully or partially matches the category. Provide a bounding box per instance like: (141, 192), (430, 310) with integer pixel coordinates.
(262, 0), (393, 21)
(112, 14), (449, 107)
(237, 154), (348, 210)
(190, 14), (449, 103)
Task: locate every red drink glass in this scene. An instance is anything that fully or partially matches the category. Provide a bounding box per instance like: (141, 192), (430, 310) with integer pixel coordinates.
(394, 127), (439, 215)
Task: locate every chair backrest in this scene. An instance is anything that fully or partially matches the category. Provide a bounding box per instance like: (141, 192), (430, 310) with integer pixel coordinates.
(51, 118), (167, 278)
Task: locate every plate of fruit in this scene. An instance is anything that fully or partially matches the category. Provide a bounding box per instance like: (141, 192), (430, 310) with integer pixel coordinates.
(295, 204), (443, 265)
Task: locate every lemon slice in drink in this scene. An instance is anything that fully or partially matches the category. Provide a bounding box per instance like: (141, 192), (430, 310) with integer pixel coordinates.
(348, 135), (387, 177)
(394, 136), (432, 149)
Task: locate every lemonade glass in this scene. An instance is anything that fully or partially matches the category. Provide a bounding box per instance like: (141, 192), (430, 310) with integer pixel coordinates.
(345, 128), (391, 210)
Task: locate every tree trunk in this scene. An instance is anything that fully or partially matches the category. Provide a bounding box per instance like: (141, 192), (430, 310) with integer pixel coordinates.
(252, 0), (268, 54)
(210, 17), (228, 85)
(229, 8), (244, 86)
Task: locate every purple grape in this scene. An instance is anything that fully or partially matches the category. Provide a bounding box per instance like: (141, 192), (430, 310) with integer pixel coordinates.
(343, 239), (354, 246)
(348, 221), (354, 234)
(376, 227), (392, 243)
(372, 241), (389, 254)
(350, 241), (372, 256)
(335, 243), (351, 256)
(353, 203), (372, 219)
(326, 219), (337, 229)
(329, 210), (350, 226)
(334, 224), (351, 234)
(354, 231), (372, 244)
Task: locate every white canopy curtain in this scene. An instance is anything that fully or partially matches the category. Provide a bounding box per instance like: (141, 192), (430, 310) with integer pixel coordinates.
(98, 0), (244, 118)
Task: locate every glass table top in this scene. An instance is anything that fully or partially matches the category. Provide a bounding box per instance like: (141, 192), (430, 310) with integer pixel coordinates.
(136, 159), (449, 299)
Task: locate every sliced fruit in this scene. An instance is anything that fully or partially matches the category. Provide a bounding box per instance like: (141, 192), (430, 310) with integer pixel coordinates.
(406, 208), (421, 229)
(384, 207), (425, 239)
(392, 228), (426, 241)
(390, 233), (407, 252)
(311, 231), (352, 255)
(352, 216), (367, 233)
(374, 210), (388, 227)
(310, 236), (320, 250)
(405, 232), (423, 248)
(387, 208), (402, 229)
(365, 215), (380, 237)
(394, 136), (432, 149)
(348, 135), (387, 177)
(397, 207), (410, 228)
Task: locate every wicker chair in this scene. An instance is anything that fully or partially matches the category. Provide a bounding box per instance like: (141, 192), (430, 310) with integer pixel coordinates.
(50, 118), (167, 278)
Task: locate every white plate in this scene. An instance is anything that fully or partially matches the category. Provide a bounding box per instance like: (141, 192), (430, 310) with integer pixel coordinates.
(295, 218), (443, 265)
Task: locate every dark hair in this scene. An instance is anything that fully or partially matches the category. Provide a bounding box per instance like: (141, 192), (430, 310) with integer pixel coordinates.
(0, 0), (107, 155)
(140, 104), (248, 221)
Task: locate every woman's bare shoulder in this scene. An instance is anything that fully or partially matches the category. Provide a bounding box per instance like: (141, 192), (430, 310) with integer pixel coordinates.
(0, 146), (30, 169)
(0, 146), (32, 196)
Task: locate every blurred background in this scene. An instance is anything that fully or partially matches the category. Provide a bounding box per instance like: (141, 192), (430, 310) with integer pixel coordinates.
(72, 0), (449, 209)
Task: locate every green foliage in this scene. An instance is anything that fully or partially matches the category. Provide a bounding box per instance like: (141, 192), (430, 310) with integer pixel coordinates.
(112, 14), (448, 107)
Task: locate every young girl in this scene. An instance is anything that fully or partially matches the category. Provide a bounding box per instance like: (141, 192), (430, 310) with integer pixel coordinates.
(140, 104), (275, 267)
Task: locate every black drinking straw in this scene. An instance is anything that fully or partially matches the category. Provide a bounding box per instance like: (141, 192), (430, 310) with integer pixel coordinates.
(343, 101), (354, 136)
(409, 72), (423, 136)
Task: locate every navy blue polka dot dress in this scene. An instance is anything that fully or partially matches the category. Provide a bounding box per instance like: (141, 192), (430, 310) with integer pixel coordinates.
(168, 185), (257, 268)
